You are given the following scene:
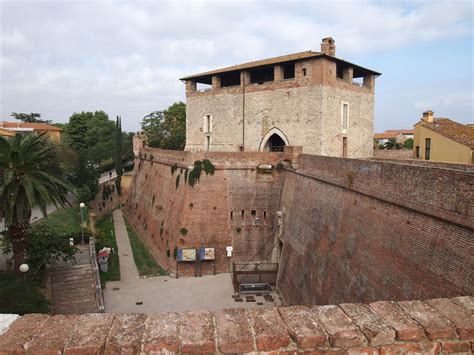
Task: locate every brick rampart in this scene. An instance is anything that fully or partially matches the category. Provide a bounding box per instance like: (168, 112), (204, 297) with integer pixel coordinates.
(124, 148), (473, 302)
(1, 296), (472, 354)
(123, 147), (299, 276)
(277, 154), (473, 305)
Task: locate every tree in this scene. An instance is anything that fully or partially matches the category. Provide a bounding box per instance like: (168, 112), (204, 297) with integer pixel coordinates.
(141, 102), (186, 150)
(1, 225), (78, 280)
(384, 138), (402, 150)
(403, 138), (414, 150)
(0, 134), (72, 277)
(115, 116), (123, 194)
(63, 111), (114, 203)
(11, 112), (51, 124)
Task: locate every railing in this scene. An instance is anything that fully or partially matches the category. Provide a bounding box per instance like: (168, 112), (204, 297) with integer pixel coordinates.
(89, 237), (105, 312)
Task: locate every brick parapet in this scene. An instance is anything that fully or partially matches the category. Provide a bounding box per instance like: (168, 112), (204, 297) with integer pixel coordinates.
(295, 154), (474, 229)
(1, 296), (472, 354)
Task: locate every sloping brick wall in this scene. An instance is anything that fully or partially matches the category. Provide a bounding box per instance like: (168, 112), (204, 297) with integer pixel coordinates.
(277, 154), (474, 305)
(1, 296), (472, 353)
(123, 148), (299, 276)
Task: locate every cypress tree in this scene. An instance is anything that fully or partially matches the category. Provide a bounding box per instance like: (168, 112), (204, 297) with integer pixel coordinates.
(115, 116), (123, 194)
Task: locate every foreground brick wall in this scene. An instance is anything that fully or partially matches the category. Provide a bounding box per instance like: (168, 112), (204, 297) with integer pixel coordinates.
(1, 296), (472, 354)
(278, 154), (474, 305)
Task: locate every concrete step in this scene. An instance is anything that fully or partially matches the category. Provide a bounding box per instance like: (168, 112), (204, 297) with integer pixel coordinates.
(49, 261), (100, 315)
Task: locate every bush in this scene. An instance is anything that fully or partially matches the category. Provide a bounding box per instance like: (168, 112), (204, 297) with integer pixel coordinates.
(1, 226), (78, 281)
(0, 272), (50, 314)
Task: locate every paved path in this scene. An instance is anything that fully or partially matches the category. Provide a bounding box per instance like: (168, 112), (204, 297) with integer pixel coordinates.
(104, 210), (278, 314)
(113, 209), (139, 282)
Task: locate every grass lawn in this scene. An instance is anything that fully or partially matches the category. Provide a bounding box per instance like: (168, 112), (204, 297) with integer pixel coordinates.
(124, 216), (167, 277)
(95, 213), (120, 287)
(0, 271), (50, 314)
(33, 206), (82, 235)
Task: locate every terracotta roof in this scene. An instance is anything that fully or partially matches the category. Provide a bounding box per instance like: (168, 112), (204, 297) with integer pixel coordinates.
(374, 130), (413, 139)
(416, 118), (474, 149)
(180, 51), (381, 80)
(0, 128), (15, 137)
(374, 132), (399, 139)
(0, 121), (62, 131)
(384, 129), (414, 134)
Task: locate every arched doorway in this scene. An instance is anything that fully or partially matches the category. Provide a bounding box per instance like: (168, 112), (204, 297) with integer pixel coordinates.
(266, 134), (286, 152)
(259, 128), (290, 152)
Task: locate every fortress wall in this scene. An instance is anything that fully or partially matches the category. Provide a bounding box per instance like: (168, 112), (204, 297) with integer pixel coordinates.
(277, 154), (474, 306)
(123, 148), (298, 276)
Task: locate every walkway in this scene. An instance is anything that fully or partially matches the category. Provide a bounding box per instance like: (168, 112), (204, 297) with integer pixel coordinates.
(49, 245), (100, 314)
(113, 209), (139, 282)
(104, 210), (278, 314)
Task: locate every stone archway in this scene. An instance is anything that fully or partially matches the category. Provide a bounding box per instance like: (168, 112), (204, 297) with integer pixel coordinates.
(259, 128), (290, 152)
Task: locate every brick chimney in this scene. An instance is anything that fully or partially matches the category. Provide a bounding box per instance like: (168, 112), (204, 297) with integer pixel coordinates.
(321, 37), (336, 56)
(422, 110), (434, 123)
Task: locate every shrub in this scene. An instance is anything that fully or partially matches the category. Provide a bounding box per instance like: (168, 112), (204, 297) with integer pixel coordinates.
(0, 272), (50, 314)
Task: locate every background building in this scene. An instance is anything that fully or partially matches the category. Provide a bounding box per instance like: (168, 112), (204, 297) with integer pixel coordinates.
(413, 110), (473, 164)
(0, 121), (62, 142)
(182, 38), (380, 158)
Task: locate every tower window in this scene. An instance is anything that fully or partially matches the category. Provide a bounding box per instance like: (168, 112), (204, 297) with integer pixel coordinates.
(283, 63), (295, 79)
(341, 103), (349, 131)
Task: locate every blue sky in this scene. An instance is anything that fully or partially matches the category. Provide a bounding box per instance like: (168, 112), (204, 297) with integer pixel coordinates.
(0, 0), (472, 133)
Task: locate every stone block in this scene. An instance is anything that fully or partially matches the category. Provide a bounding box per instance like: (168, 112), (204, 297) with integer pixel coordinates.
(313, 305), (366, 348)
(215, 308), (254, 353)
(425, 298), (474, 340)
(142, 312), (180, 353)
(64, 313), (115, 354)
(340, 303), (395, 346)
(369, 301), (424, 341)
(250, 307), (291, 351)
(398, 300), (457, 340)
(105, 313), (146, 354)
(279, 306), (328, 349)
(180, 310), (215, 353)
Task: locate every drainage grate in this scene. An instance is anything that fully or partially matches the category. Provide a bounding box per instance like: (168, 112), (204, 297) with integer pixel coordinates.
(136, 302), (143, 305)
(112, 287), (120, 291)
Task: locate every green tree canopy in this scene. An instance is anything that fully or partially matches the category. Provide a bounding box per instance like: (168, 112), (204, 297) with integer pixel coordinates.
(384, 138), (402, 150)
(11, 112), (51, 124)
(65, 111), (115, 165)
(0, 133), (72, 277)
(141, 102), (186, 150)
(403, 138), (414, 150)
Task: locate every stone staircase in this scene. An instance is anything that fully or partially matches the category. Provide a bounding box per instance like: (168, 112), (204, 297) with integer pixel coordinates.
(49, 263), (100, 314)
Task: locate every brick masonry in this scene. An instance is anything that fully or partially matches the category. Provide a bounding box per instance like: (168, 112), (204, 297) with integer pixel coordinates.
(277, 154), (473, 305)
(123, 147), (300, 276)
(186, 57), (375, 159)
(0, 296), (472, 354)
(124, 147), (473, 301)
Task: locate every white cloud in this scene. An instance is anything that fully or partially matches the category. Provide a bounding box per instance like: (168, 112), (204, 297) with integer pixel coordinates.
(0, 0), (472, 132)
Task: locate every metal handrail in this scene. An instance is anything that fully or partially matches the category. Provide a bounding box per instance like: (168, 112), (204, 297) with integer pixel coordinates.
(89, 237), (105, 312)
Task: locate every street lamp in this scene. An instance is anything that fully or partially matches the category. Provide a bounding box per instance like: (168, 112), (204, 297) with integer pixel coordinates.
(79, 202), (86, 245)
(19, 263), (29, 281)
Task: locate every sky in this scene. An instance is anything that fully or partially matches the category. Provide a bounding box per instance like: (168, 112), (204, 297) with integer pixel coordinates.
(0, 0), (472, 133)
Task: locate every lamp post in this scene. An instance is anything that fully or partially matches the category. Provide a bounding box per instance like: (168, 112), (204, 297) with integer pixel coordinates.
(19, 263), (29, 281)
(79, 202), (86, 245)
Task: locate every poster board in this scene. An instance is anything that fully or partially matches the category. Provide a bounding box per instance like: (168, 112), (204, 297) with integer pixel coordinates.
(177, 248), (196, 262)
(199, 247), (215, 261)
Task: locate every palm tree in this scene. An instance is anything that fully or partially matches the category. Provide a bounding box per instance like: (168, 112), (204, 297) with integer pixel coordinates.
(384, 138), (402, 150)
(0, 133), (72, 277)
